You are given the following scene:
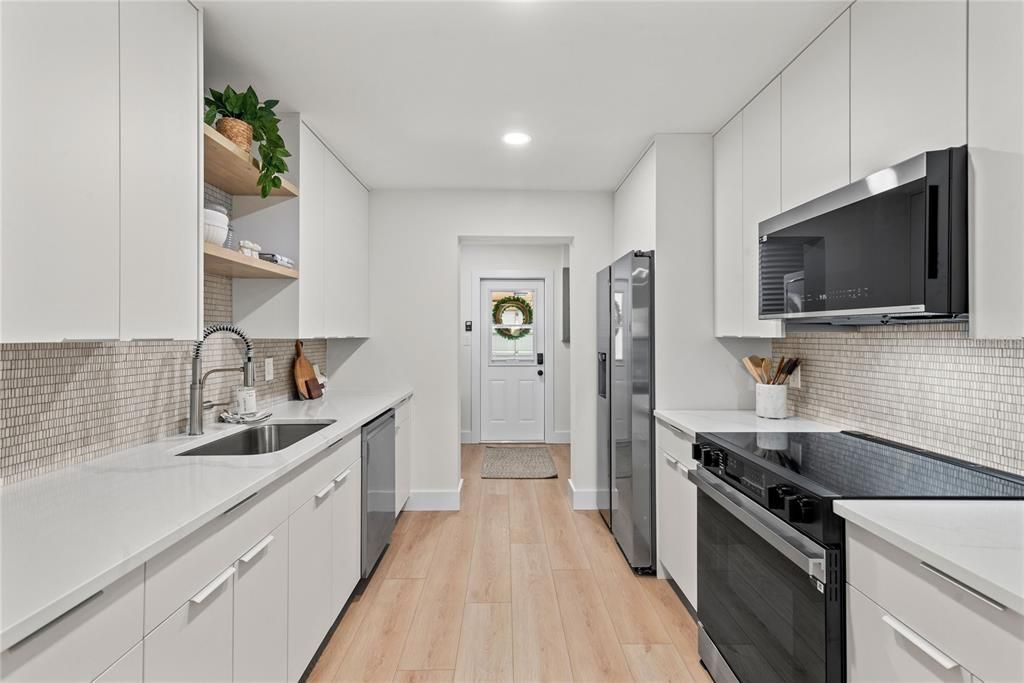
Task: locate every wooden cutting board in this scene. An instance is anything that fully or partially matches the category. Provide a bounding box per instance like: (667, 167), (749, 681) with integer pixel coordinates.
(293, 340), (317, 399)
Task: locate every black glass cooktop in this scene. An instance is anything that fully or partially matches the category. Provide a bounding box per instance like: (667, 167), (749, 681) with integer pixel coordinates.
(702, 431), (1024, 500)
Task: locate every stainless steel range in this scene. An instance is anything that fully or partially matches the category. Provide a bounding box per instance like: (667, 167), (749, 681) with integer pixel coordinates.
(689, 430), (1024, 683)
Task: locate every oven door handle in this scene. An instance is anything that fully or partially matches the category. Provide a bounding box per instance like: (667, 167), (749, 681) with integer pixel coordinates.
(689, 468), (828, 584)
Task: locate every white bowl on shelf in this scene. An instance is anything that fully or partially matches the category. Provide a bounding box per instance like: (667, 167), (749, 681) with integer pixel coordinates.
(203, 208), (229, 228)
(204, 223), (229, 246)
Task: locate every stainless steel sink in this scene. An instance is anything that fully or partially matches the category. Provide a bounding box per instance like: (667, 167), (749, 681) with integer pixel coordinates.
(177, 421), (335, 456)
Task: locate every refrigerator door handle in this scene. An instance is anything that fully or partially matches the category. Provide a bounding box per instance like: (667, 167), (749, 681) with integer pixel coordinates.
(597, 352), (607, 398)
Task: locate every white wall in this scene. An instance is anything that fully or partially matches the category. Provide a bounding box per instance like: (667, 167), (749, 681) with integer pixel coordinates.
(613, 144), (656, 256)
(458, 242), (571, 443)
(327, 190), (613, 508)
(612, 134), (769, 413)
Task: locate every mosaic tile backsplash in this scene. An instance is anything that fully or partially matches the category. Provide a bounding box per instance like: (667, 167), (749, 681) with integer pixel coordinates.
(772, 323), (1024, 476)
(1, 270), (326, 484)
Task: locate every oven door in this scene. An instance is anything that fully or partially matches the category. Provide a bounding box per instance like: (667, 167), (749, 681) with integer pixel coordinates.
(691, 469), (841, 683)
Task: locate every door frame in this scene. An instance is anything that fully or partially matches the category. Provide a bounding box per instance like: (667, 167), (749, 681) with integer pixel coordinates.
(470, 269), (556, 444)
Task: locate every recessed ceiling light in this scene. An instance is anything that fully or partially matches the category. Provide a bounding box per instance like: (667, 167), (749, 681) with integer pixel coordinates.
(502, 131), (531, 146)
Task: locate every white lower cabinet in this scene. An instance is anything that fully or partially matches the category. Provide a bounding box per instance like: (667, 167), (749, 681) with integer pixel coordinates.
(144, 568), (235, 683)
(847, 584), (973, 683)
(395, 399), (412, 515)
(331, 459), (363, 613)
(0, 567), (144, 683)
(234, 522), (290, 683)
(655, 422), (698, 609)
(92, 642), (142, 683)
(288, 486), (336, 683)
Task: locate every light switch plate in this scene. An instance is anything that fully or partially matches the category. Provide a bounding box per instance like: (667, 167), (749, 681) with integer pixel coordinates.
(790, 365), (801, 389)
(265, 358), (274, 381)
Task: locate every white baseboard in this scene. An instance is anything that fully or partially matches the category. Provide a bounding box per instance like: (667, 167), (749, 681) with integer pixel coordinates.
(567, 478), (599, 510)
(461, 430), (474, 444)
(406, 479), (463, 511)
(548, 430), (570, 444)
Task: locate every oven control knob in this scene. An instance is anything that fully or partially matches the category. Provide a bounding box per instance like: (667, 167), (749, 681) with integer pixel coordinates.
(788, 496), (818, 524)
(703, 449), (725, 468)
(768, 485), (794, 509)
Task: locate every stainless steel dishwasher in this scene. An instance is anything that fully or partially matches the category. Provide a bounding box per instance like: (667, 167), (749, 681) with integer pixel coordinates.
(361, 410), (396, 579)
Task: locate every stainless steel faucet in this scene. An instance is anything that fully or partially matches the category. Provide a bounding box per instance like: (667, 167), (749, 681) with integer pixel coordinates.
(189, 323), (256, 436)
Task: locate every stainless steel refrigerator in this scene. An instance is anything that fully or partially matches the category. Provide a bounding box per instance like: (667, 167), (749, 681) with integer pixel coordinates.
(596, 250), (655, 573)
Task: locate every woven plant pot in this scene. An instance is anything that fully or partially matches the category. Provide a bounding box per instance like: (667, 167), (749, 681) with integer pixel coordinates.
(216, 117), (253, 153)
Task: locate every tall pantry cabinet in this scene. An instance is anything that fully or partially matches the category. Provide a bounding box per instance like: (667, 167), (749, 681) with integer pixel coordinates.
(1, 0), (201, 342)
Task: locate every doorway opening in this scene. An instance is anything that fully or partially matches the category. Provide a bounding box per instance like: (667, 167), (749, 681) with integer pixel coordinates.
(458, 240), (570, 447)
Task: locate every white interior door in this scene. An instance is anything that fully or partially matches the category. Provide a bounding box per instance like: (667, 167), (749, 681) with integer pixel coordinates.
(480, 280), (545, 442)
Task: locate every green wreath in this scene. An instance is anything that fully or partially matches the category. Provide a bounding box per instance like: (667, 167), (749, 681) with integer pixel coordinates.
(492, 295), (533, 340)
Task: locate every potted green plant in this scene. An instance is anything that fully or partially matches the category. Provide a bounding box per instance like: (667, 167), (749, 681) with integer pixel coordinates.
(204, 85), (291, 198)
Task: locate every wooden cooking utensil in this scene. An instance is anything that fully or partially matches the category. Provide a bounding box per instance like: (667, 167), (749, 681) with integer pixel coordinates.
(742, 356), (764, 383)
(771, 356), (786, 384)
(761, 357), (771, 385)
(293, 340), (318, 400)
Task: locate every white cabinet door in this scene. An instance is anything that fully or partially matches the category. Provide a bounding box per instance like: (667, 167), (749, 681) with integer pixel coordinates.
(234, 523), (289, 683)
(713, 115), (744, 338)
(675, 464), (698, 610)
(119, 0), (199, 340)
(92, 642), (142, 683)
(781, 10), (850, 210)
(298, 123), (326, 339)
(144, 568), (234, 683)
(1, 1), (120, 341)
(847, 584), (969, 683)
(288, 486), (335, 682)
(850, 0), (967, 179)
(331, 458), (362, 613)
(395, 407), (411, 515)
(741, 78), (784, 338)
(968, 0), (1024, 339)
(657, 450), (683, 581)
(324, 154), (370, 338)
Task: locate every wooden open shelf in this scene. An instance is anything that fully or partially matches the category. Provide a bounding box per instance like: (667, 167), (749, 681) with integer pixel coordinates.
(204, 124), (299, 198)
(204, 243), (298, 279)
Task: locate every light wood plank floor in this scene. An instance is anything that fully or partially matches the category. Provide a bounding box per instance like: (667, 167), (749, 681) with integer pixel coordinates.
(309, 444), (711, 683)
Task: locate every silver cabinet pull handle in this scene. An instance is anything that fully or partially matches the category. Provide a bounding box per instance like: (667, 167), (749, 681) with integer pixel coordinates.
(663, 453), (678, 468)
(239, 535), (274, 563)
(881, 614), (958, 670)
(190, 566), (235, 605)
(919, 561), (1007, 612)
(315, 482), (335, 500)
(334, 468), (352, 485)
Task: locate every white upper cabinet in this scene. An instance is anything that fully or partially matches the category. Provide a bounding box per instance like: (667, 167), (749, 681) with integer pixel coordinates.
(298, 124), (327, 339)
(1, 0), (201, 342)
(119, 0), (200, 340)
(968, 0), (1024, 339)
(781, 10), (850, 211)
(850, 0), (967, 180)
(713, 116), (745, 337)
(741, 78), (784, 338)
(324, 154), (370, 338)
(1, 1), (121, 342)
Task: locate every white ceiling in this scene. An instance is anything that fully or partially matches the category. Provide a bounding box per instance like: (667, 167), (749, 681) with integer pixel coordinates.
(203, 1), (846, 191)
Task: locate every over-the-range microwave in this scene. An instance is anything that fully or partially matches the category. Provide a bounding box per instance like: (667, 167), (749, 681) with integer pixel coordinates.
(758, 146), (967, 324)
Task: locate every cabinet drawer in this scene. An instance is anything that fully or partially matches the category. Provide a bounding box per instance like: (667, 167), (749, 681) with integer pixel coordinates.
(287, 431), (360, 513)
(144, 481), (287, 633)
(847, 524), (1024, 683)
(656, 421), (694, 469)
(0, 566), (143, 683)
(847, 584), (973, 683)
(143, 567), (233, 683)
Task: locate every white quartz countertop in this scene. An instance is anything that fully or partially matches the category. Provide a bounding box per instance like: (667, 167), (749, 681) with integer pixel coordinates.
(653, 409), (839, 438)
(0, 390), (411, 648)
(836, 499), (1024, 616)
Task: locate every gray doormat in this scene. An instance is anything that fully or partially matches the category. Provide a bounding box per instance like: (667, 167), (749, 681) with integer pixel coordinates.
(482, 446), (558, 479)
